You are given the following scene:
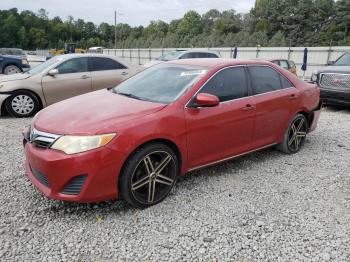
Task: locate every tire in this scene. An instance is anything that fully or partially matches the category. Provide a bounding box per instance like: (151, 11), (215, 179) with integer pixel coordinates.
(5, 91), (40, 118)
(3, 65), (21, 75)
(119, 143), (179, 208)
(277, 114), (308, 154)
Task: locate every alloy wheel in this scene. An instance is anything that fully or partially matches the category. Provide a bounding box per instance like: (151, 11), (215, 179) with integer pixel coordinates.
(131, 151), (176, 205)
(11, 95), (35, 115)
(287, 117), (307, 152)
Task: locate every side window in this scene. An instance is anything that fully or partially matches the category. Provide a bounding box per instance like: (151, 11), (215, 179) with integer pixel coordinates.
(280, 74), (293, 89)
(279, 60), (290, 70)
(207, 53), (219, 58)
(249, 66), (282, 95)
(179, 53), (192, 59)
(90, 57), (127, 71)
(289, 60), (296, 68)
(193, 53), (208, 58)
(199, 67), (248, 102)
(56, 58), (89, 74)
(271, 60), (279, 66)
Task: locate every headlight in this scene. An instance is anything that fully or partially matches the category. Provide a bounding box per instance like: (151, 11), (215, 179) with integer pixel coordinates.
(22, 59), (29, 65)
(311, 70), (318, 82)
(51, 133), (116, 154)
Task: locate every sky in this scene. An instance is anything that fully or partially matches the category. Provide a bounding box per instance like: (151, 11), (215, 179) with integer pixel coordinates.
(0, 0), (256, 26)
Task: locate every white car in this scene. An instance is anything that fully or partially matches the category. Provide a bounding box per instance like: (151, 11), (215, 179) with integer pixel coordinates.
(144, 50), (221, 68)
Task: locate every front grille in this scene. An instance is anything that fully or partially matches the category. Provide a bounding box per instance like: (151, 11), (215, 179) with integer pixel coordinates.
(319, 73), (350, 90)
(31, 166), (50, 188)
(61, 175), (87, 195)
(30, 128), (61, 149)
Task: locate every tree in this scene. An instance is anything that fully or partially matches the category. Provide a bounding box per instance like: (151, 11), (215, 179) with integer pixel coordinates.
(269, 31), (287, 46)
(0, 2), (346, 50)
(177, 11), (203, 39)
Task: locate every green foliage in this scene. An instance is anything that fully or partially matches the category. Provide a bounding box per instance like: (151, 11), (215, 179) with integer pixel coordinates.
(0, 1), (348, 50)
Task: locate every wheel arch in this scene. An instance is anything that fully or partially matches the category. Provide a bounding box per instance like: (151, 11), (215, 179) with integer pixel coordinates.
(296, 110), (313, 130)
(5, 89), (43, 111)
(118, 137), (184, 189)
(2, 63), (23, 74)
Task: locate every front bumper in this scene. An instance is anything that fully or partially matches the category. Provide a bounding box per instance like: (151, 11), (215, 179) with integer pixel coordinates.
(23, 136), (125, 203)
(320, 88), (350, 107)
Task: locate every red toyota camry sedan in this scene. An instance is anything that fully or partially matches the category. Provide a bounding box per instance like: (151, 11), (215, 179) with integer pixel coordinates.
(23, 59), (322, 208)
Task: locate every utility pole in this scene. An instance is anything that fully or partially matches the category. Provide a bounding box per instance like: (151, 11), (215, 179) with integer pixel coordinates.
(114, 10), (117, 49)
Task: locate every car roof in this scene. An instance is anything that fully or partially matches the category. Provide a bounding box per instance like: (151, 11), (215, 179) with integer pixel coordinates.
(167, 58), (276, 68)
(179, 49), (220, 55)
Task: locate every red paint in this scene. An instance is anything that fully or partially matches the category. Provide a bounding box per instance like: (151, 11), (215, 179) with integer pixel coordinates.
(195, 93), (220, 107)
(24, 59), (321, 203)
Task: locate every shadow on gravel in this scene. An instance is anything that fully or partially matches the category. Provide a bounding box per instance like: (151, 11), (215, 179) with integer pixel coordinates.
(323, 105), (350, 113)
(38, 199), (133, 217)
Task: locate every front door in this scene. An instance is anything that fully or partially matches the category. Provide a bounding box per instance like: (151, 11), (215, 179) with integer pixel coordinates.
(185, 66), (256, 168)
(41, 57), (91, 105)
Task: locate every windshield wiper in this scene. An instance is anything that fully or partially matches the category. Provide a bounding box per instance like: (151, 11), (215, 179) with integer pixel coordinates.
(116, 91), (146, 101)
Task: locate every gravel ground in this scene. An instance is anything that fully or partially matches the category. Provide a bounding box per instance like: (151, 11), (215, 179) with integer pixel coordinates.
(0, 106), (349, 261)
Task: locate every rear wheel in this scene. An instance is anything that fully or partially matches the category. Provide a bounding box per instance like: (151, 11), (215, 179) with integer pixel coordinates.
(5, 91), (40, 118)
(119, 143), (179, 208)
(4, 65), (21, 75)
(277, 114), (308, 154)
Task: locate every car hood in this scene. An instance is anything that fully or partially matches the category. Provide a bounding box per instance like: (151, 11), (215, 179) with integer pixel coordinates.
(34, 89), (167, 135)
(0, 73), (30, 83)
(317, 66), (350, 74)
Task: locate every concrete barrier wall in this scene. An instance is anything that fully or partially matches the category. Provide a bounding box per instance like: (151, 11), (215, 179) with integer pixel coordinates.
(103, 46), (350, 79)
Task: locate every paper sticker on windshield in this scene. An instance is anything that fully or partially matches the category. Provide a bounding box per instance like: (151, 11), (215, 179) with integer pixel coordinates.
(180, 70), (207, 77)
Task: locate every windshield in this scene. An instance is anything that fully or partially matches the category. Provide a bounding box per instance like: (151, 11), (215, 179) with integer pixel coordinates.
(157, 51), (184, 61)
(113, 64), (208, 104)
(334, 53), (350, 66)
(28, 57), (61, 75)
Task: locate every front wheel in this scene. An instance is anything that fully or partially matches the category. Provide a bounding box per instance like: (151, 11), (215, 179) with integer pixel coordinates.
(119, 143), (179, 208)
(4, 65), (21, 75)
(5, 91), (40, 117)
(277, 114), (308, 154)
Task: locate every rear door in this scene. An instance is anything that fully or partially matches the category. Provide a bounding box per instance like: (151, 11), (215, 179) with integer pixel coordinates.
(90, 57), (131, 91)
(41, 57), (92, 105)
(185, 66), (256, 168)
(247, 65), (300, 147)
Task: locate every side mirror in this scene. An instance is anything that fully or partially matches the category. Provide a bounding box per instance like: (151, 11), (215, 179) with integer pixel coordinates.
(194, 93), (219, 107)
(327, 61), (335, 66)
(48, 69), (59, 76)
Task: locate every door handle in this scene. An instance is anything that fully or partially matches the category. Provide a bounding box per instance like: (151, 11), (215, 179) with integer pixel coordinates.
(242, 104), (256, 111)
(81, 75), (90, 79)
(121, 72), (129, 76)
(289, 94), (298, 100)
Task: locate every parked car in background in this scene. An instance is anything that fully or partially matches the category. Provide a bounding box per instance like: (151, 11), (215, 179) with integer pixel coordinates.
(270, 59), (297, 75)
(311, 52), (350, 107)
(0, 54), (141, 117)
(144, 49), (221, 68)
(88, 47), (104, 53)
(23, 59), (321, 208)
(0, 48), (30, 74)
